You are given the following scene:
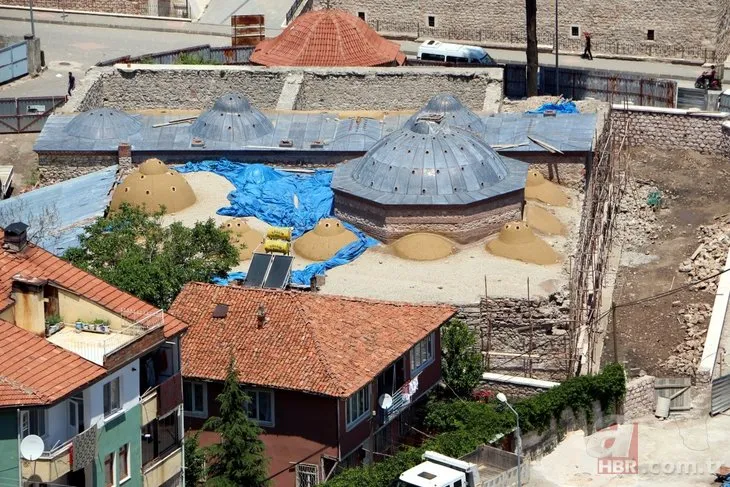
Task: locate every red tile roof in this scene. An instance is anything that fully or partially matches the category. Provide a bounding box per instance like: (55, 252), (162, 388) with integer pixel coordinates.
(170, 283), (455, 398)
(0, 230), (187, 339)
(250, 9), (406, 67)
(0, 319), (105, 407)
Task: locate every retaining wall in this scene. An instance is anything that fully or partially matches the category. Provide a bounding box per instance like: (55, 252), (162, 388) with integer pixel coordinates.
(623, 375), (656, 420)
(610, 105), (730, 155)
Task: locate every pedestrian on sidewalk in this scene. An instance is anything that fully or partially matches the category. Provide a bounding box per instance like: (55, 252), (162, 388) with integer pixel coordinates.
(582, 32), (593, 60)
(67, 72), (76, 97)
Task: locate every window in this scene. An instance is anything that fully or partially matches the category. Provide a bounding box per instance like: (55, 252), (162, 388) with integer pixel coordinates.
(104, 452), (115, 487)
(119, 444), (130, 483)
(647, 29), (655, 41)
(142, 410), (181, 466)
(295, 463), (319, 487)
(20, 409), (47, 438)
(183, 381), (207, 417)
(357, 11), (366, 21)
(346, 385), (370, 429)
(410, 332), (434, 373)
(104, 377), (121, 417)
(570, 25), (580, 38)
(427, 15), (435, 27)
(420, 52), (445, 62)
(446, 56), (469, 63)
(244, 390), (274, 427)
(454, 481), (463, 487)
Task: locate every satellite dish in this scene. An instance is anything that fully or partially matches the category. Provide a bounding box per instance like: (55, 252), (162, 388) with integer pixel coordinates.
(378, 393), (393, 410)
(20, 435), (44, 461)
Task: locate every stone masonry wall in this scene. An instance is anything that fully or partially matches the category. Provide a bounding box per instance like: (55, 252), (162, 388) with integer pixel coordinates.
(623, 375), (656, 420)
(717, 1), (730, 64)
(2, 0), (150, 15)
(71, 65), (503, 113)
(457, 294), (571, 381)
(611, 106), (730, 155)
(38, 153), (117, 184)
(477, 380), (551, 400)
(318, 0), (721, 58)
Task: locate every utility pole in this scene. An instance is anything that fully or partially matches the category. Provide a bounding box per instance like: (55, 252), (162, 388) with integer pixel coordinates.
(555, 0), (559, 95)
(29, 0), (36, 38)
(611, 303), (618, 363)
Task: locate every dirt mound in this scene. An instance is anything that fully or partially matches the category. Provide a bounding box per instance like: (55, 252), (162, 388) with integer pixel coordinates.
(524, 203), (566, 235)
(391, 233), (455, 261)
(525, 169), (569, 207)
(293, 218), (357, 261)
(486, 221), (560, 265)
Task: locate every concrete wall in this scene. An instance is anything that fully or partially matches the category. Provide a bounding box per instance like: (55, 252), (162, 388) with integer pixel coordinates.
(86, 360), (140, 427)
(0, 411), (19, 486)
(319, 0), (721, 58)
(623, 375), (656, 420)
(142, 447), (182, 487)
(66, 65), (503, 113)
(611, 105), (730, 155)
(94, 403), (143, 487)
(2, 0), (153, 16)
(57, 288), (132, 331)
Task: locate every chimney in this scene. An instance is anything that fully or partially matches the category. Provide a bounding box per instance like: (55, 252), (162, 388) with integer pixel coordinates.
(11, 275), (47, 336)
(256, 304), (268, 329)
(4, 222), (29, 253)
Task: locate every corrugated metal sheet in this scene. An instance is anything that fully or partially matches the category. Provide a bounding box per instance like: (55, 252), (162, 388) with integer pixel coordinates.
(0, 167), (118, 255)
(711, 373), (730, 415)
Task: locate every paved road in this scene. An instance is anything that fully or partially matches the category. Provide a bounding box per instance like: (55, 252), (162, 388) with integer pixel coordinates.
(196, 0), (292, 35)
(0, 19), (228, 97)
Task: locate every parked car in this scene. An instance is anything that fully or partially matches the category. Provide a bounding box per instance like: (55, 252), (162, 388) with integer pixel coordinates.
(417, 40), (496, 65)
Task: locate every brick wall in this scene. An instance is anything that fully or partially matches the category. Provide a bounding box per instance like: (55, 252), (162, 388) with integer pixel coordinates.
(611, 106), (730, 155)
(2, 0), (150, 15)
(318, 0), (721, 59)
(623, 375), (656, 420)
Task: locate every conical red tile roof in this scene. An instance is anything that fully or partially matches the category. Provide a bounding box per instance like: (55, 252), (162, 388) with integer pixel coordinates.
(251, 9), (406, 67)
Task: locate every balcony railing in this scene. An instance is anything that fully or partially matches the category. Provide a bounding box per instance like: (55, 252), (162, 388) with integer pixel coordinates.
(21, 424), (97, 482)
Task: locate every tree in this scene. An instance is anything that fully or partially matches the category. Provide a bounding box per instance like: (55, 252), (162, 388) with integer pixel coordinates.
(203, 357), (269, 487)
(184, 433), (206, 487)
(64, 204), (238, 309)
(441, 319), (483, 397)
(525, 0), (538, 96)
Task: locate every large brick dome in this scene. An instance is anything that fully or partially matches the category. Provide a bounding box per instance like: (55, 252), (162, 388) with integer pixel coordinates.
(250, 9), (406, 67)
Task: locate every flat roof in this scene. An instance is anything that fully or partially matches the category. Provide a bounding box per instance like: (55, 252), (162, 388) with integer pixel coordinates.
(47, 326), (139, 366)
(400, 461), (464, 486)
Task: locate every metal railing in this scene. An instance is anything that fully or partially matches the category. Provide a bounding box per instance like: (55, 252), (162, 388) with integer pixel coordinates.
(285, 0), (313, 25)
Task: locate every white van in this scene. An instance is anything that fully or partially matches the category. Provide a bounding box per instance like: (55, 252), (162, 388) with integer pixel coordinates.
(417, 40), (495, 65)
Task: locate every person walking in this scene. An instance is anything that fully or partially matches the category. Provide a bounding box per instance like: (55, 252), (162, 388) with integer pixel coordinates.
(582, 32), (593, 60)
(67, 72), (76, 97)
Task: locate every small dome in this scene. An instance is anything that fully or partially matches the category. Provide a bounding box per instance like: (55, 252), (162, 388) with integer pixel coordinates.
(293, 218), (358, 261)
(110, 159), (196, 214)
(220, 218), (264, 261)
(190, 93), (274, 143)
(391, 233), (455, 261)
(64, 108), (142, 140)
(486, 221), (560, 265)
(250, 9), (406, 67)
(332, 118), (526, 206)
(524, 169), (570, 207)
(405, 94), (485, 134)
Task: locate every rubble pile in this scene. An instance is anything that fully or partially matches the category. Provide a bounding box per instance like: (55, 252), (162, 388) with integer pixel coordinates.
(615, 181), (661, 252)
(678, 218), (730, 292)
(662, 303), (711, 376)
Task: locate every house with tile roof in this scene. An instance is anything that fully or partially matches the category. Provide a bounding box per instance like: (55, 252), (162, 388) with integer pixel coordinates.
(169, 282), (456, 487)
(0, 223), (188, 487)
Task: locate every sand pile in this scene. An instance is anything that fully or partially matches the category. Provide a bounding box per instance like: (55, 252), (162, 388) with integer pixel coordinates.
(524, 203), (566, 235)
(524, 169), (569, 207)
(486, 221), (560, 265)
(391, 233), (456, 261)
(111, 158), (196, 214)
(293, 218), (357, 261)
(220, 218), (264, 261)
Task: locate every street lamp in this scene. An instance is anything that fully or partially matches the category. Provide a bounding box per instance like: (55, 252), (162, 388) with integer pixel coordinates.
(497, 392), (521, 487)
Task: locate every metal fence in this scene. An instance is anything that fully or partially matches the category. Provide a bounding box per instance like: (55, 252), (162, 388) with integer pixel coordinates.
(0, 96), (66, 134)
(504, 64), (677, 108)
(0, 40), (28, 85)
(368, 19), (717, 62)
(96, 44), (254, 67)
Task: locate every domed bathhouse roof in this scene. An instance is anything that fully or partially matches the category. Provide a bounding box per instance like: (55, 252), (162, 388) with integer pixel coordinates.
(404, 94), (485, 134)
(63, 108), (142, 140)
(331, 117), (528, 206)
(110, 158), (196, 214)
(250, 9), (406, 67)
(190, 93), (274, 143)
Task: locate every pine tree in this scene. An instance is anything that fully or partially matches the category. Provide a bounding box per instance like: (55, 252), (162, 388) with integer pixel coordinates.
(183, 433), (206, 487)
(203, 357), (270, 487)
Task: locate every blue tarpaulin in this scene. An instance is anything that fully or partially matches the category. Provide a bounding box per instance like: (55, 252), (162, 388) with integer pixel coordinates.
(527, 100), (580, 114)
(176, 161), (378, 285)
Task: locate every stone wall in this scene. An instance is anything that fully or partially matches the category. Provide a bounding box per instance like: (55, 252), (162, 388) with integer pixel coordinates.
(318, 0), (721, 59)
(611, 106), (730, 155)
(38, 153), (118, 183)
(477, 380), (552, 401)
(623, 375), (656, 420)
(2, 0), (150, 15)
(456, 294), (571, 381)
(70, 65), (503, 113)
(717, 1), (730, 65)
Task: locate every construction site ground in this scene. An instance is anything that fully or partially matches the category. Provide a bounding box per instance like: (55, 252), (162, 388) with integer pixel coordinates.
(0, 133), (38, 191)
(603, 147), (730, 377)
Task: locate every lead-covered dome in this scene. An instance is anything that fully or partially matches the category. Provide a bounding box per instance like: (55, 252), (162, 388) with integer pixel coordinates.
(64, 108), (142, 140)
(405, 94), (485, 134)
(190, 93), (273, 143)
(332, 118), (526, 205)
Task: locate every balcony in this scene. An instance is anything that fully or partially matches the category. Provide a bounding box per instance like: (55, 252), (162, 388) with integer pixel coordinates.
(143, 447), (183, 487)
(141, 373), (183, 425)
(22, 440), (72, 482)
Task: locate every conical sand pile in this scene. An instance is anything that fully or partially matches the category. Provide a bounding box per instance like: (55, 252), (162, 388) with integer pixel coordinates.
(293, 218), (358, 261)
(524, 202), (566, 235)
(486, 221), (560, 265)
(220, 218), (264, 261)
(111, 159), (196, 214)
(524, 169), (569, 207)
(391, 233), (455, 261)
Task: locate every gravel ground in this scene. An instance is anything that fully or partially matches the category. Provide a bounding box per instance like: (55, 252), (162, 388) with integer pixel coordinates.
(163, 171), (581, 303)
